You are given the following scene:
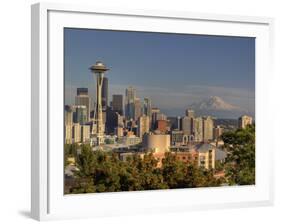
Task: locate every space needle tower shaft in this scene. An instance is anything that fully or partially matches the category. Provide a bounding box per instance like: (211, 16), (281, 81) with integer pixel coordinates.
(89, 61), (109, 146)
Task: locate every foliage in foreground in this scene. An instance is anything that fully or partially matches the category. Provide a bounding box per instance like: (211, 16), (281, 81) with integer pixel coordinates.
(64, 145), (222, 194)
(64, 124), (255, 193)
(221, 124), (255, 185)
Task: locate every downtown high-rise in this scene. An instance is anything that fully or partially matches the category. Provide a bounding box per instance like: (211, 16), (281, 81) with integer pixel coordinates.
(125, 86), (136, 120)
(75, 88), (91, 121)
(112, 94), (123, 115)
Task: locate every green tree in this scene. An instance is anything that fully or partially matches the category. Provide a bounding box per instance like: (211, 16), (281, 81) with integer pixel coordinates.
(75, 144), (96, 177)
(70, 178), (96, 194)
(137, 153), (168, 190)
(118, 154), (143, 191)
(162, 152), (186, 188)
(64, 143), (79, 168)
(222, 125), (255, 185)
(92, 152), (121, 192)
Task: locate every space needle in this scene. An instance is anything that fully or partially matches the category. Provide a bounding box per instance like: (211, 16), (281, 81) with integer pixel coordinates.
(89, 61), (109, 146)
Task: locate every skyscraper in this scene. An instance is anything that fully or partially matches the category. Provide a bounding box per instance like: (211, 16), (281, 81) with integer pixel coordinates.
(151, 107), (160, 129)
(238, 115), (253, 129)
(193, 117), (203, 142)
(203, 116), (214, 141)
(106, 109), (122, 134)
(112, 94), (123, 115)
(185, 109), (195, 118)
(72, 123), (81, 143)
(181, 109), (195, 139)
(101, 77), (108, 111)
(213, 125), (224, 140)
(181, 116), (193, 136)
(75, 88), (91, 121)
(77, 87), (88, 96)
(156, 120), (169, 133)
(74, 105), (87, 125)
(65, 125), (72, 144)
(134, 97), (142, 120)
(137, 115), (150, 138)
(64, 105), (73, 126)
(156, 113), (167, 121)
(143, 98), (152, 117)
(125, 86), (136, 120)
(81, 125), (91, 143)
(167, 117), (178, 130)
(64, 105), (73, 144)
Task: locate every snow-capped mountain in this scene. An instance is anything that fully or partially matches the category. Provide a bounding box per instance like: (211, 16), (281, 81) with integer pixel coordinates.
(190, 96), (242, 111)
(188, 96), (249, 118)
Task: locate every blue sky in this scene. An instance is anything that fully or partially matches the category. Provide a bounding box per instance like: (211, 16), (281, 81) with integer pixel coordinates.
(64, 28), (255, 116)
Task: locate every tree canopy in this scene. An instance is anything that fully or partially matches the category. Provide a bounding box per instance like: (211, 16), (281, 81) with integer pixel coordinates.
(65, 145), (222, 194)
(64, 125), (255, 194)
(221, 124), (255, 185)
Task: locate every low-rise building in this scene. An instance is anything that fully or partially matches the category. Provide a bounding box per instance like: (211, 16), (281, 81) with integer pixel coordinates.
(117, 135), (141, 146)
(196, 143), (215, 169)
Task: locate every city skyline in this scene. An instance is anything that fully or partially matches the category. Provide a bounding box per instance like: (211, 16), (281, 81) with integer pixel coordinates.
(64, 28), (255, 117)
(64, 29), (256, 193)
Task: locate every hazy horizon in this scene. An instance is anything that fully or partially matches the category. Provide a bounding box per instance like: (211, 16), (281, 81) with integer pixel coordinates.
(64, 28), (255, 118)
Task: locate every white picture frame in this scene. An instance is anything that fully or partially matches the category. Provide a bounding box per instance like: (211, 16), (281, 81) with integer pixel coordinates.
(31, 2), (274, 221)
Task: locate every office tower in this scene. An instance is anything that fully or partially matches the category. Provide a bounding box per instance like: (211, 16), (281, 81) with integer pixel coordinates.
(156, 120), (169, 133)
(81, 125), (91, 143)
(177, 116), (181, 130)
(75, 105), (87, 125)
(64, 105), (73, 126)
(151, 107), (160, 129)
(77, 87), (88, 96)
(75, 88), (91, 121)
(134, 97), (142, 120)
(143, 98), (152, 117)
(101, 77), (108, 111)
(64, 125), (72, 144)
(72, 123), (81, 143)
(106, 108), (121, 134)
(193, 117), (203, 142)
(125, 86), (136, 120)
(214, 125), (224, 140)
(181, 116), (193, 135)
(156, 112), (167, 121)
(137, 115), (150, 138)
(167, 117), (178, 130)
(112, 94), (123, 115)
(238, 115), (253, 129)
(203, 116), (214, 141)
(64, 105), (73, 144)
(185, 109), (195, 118)
(151, 107), (160, 113)
(90, 61), (109, 145)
